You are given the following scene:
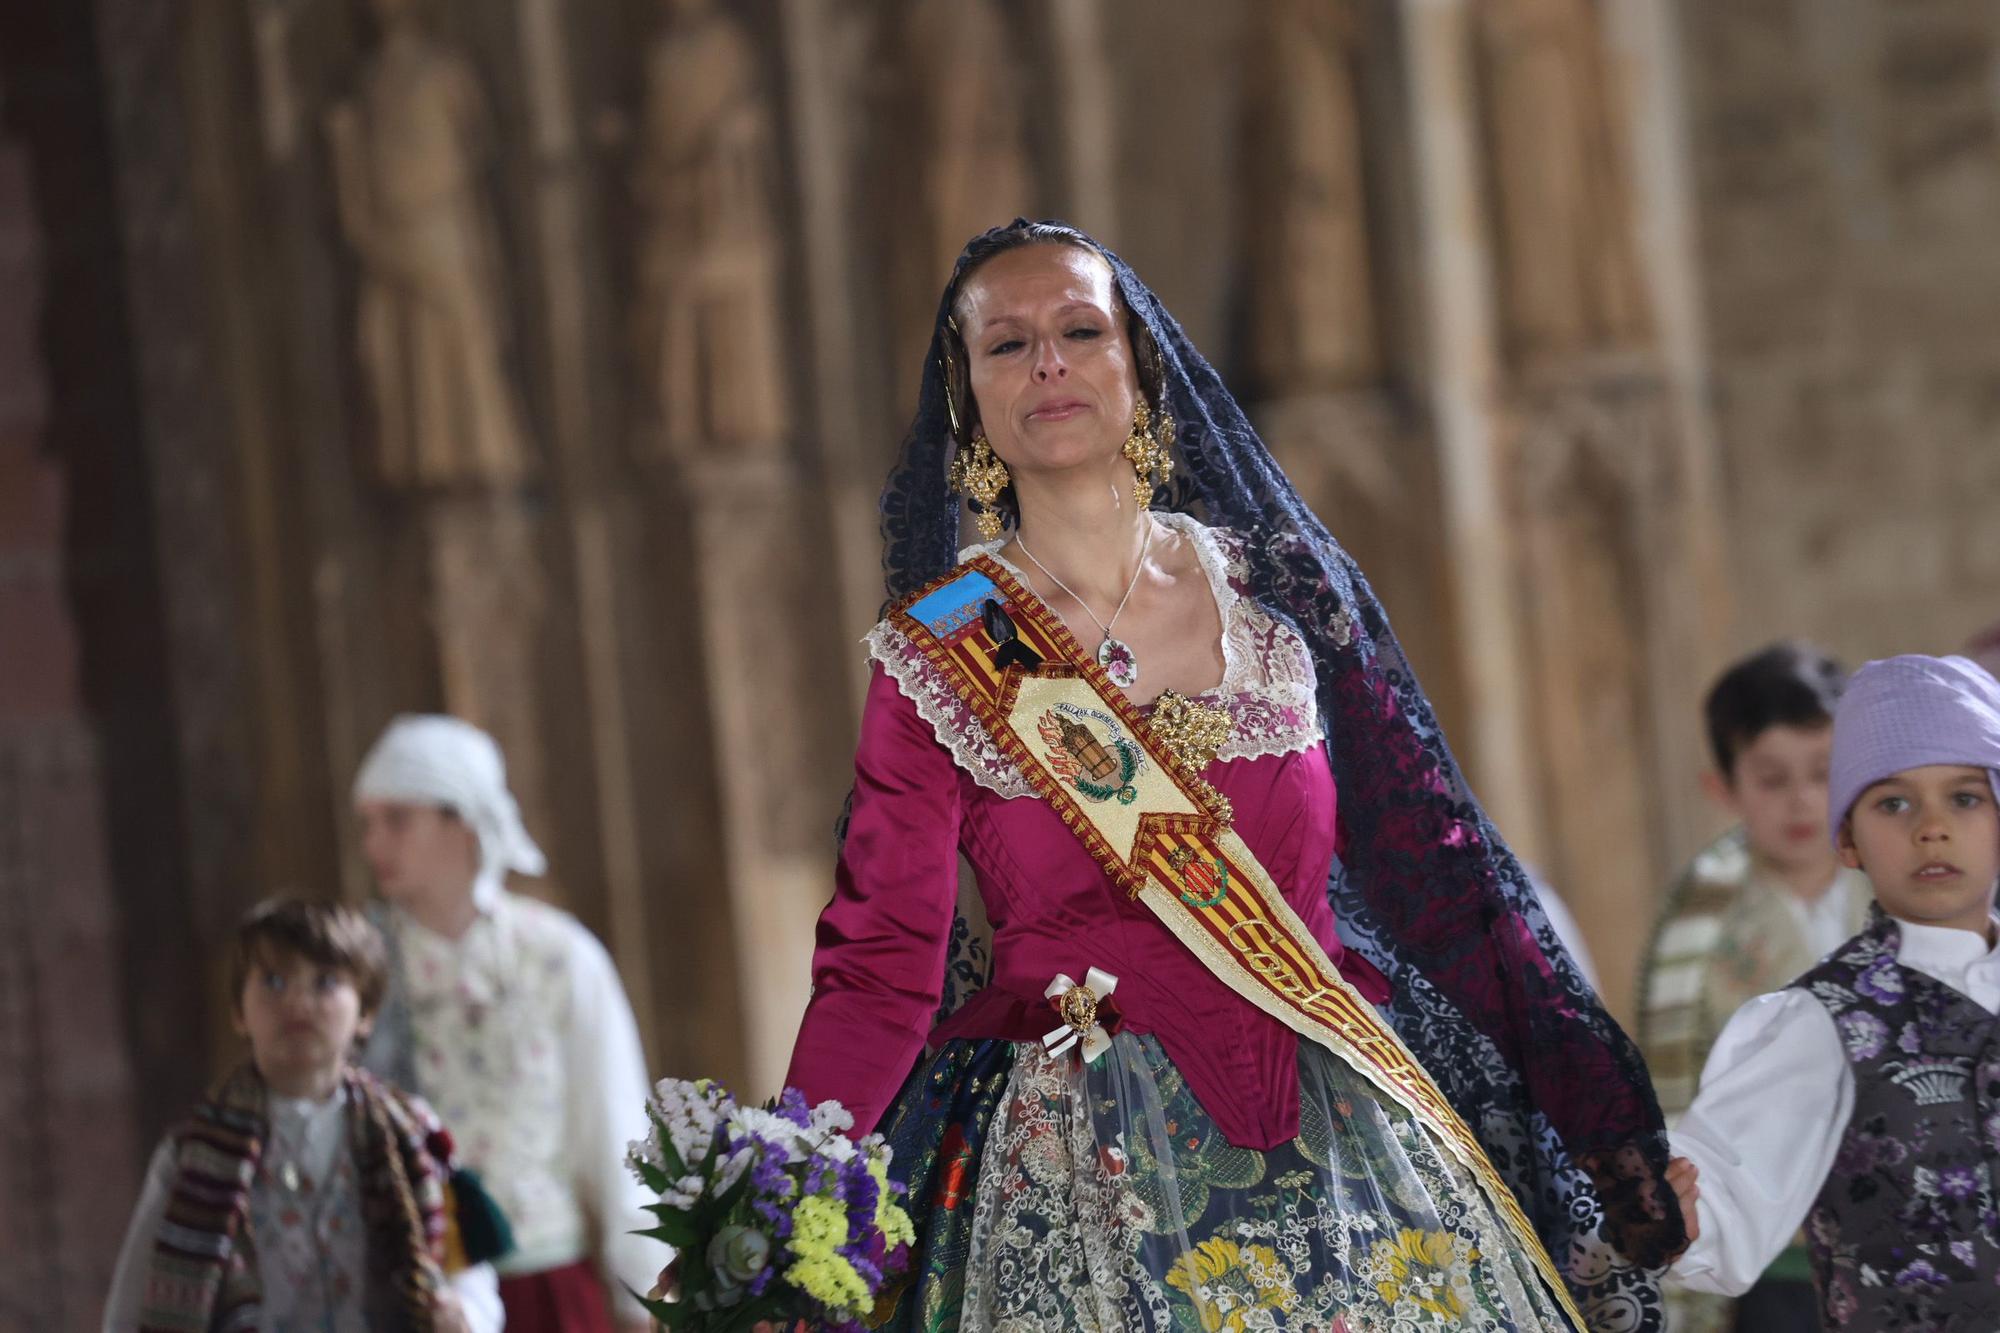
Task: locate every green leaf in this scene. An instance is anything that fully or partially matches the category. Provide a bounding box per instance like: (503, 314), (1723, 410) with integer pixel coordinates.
(648, 1212), (704, 1250)
(633, 1157), (672, 1195)
(711, 1164), (753, 1217)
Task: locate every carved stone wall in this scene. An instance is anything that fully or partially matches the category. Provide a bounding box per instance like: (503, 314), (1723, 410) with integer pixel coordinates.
(9, 9), (1994, 1322)
(1681, 0), (2000, 666)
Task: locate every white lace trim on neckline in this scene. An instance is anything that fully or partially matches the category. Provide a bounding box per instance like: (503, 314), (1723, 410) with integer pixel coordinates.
(875, 517), (1322, 792)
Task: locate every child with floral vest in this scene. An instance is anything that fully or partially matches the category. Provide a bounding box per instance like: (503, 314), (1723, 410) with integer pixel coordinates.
(105, 898), (506, 1332)
(1669, 655), (2000, 1331)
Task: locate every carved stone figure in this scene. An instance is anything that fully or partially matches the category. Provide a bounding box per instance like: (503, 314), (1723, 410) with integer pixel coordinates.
(1477, 0), (1650, 363)
(634, 0), (790, 458)
(327, 0), (533, 490)
(882, 0), (1033, 399)
(1241, 0), (1380, 395)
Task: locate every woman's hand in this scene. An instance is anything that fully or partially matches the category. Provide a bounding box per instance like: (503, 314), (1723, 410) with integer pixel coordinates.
(1665, 1155), (1702, 1253)
(429, 1290), (473, 1333)
(644, 1256), (802, 1331)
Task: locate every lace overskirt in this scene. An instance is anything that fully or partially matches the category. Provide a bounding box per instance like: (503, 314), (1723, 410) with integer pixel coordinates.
(876, 1034), (1580, 1333)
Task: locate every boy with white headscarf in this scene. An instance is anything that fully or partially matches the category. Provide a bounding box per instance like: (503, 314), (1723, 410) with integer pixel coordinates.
(354, 715), (663, 1333)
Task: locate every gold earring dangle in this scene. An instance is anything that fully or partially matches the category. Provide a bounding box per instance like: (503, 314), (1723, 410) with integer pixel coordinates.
(1122, 401), (1176, 507)
(949, 433), (1012, 542)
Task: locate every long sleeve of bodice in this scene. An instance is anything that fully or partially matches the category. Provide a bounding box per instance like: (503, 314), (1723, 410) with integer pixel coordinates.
(784, 663), (962, 1132)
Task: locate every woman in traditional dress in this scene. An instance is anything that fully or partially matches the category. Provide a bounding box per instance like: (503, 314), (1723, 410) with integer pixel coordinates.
(784, 220), (1686, 1331)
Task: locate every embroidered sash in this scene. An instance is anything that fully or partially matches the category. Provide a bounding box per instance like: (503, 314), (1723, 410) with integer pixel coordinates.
(893, 556), (1584, 1326)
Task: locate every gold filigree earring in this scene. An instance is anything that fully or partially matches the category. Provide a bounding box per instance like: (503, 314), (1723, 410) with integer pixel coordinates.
(949, 432), (1012, 541)
(1122, 400), (1176, 507)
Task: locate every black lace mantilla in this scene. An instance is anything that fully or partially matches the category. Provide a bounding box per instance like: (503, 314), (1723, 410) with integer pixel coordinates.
(866, 220), (1685, 1329)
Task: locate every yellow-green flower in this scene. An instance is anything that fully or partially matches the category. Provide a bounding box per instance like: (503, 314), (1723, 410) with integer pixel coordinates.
(1371, 1227), (1474, 1319)
(787, 1252), (871, 1311)
(1164, 1237), (1298, 1332)
(865, 1157), (894, 1227)
(878, 1199), (916, 1249)
(791, 1194), (850, 1259)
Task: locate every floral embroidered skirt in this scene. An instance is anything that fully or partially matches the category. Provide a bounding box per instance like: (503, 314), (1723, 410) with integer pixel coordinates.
(874, 1033), (1579, 1333)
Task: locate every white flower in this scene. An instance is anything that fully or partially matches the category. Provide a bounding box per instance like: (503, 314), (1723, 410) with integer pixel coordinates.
(726, 1105), (812, 1164)
(647, 1078), (730, 1171)
(808, 1100), (855, 1137)
(663, 1172), (706, 1210)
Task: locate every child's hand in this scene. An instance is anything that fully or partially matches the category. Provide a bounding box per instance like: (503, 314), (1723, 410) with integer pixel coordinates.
(1666, 1155), (1701, 1248)
(430, 1289), (473, 1333)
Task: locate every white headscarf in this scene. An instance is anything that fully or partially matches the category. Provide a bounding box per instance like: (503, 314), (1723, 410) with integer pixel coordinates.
(353, 714), (547, 905)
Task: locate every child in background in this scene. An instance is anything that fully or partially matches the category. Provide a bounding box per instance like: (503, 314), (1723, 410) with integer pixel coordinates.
(1638, 642), (1871, 1330)
(105, 898), (505, 1332)
(352, 714), (661, 1333)
(1669, 655), (2000, 1331)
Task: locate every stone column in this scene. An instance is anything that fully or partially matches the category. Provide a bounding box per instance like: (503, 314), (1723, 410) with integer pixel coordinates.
(0, 97), (142, 1328)
(632, 0), (849, 1093)
(1394, 0), (1542, 852)
(781, 0), (887, 705)
(1470, 0), (1729, 1022)
(511, 0), (658, 1054)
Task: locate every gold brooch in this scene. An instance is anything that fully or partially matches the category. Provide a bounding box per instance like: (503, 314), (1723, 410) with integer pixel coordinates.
(1057, 983), (1099, 1035)
(1147, 691), (1235, 823)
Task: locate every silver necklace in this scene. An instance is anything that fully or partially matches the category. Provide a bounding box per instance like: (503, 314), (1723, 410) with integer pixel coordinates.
(1014, 519), (1154, 689)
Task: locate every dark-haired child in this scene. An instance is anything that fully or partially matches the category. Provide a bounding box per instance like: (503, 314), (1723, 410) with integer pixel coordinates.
(1671, 655), (2000, 1330)
(105, 899), (505, 1332)
(1640, 641), (1872, 1330)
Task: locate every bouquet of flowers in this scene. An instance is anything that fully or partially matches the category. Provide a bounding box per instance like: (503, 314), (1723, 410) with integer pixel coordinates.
(627, 1079), (916, 1332)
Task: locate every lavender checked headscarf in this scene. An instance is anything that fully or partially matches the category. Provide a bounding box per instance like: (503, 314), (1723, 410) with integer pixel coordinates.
(1827, 655), (2000, 842)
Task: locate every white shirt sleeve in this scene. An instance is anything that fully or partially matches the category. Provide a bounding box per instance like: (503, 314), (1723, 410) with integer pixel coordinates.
(562, 922), (669, 1319)
(103, 1139), (177, 1332)
(1669, 989), (1854, 1295)
(448, 1262), (505, 1333)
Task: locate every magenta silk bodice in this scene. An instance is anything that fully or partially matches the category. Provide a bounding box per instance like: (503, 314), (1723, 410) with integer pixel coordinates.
(784, 521), (1390, 1150)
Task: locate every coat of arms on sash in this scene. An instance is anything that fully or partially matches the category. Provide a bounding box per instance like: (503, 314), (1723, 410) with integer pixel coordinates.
(1036, 703), (1142, 805)
(1166, 846), (1230, 908)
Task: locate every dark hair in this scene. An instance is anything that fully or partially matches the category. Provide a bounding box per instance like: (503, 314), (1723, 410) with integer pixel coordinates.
(1704, 641), (1846, 776)
(230, 897), (390, 1019)
(938, 220), (1169, 533)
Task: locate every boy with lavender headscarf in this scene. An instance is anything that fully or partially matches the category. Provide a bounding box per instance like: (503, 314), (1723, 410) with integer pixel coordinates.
(1668, 655), (2000, 1332)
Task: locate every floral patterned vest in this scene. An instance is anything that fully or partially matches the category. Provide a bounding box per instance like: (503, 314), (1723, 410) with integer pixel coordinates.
(1795, 907), (2000, 1330)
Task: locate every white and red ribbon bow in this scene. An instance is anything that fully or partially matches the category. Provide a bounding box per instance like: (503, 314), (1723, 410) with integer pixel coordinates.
(1042, 967), (1120, 1064)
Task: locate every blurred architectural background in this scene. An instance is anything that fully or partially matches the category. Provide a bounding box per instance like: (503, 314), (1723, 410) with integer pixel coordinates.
(3, 1), (1999, 1324)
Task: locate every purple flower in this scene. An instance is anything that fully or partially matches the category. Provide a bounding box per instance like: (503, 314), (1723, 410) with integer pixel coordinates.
(1838, 1010), (1889, 1060)
(749, 1143), (797, 1202)
(840, 1241), (882, 1291)
(752, 1197), (795, 1239)
(1898, 1022), (1925, 1055)
(776, 1087), (813, 1128)
(1855, 957), (1904, 1005)
(1941, 1166), (1979, 1202)
(1894, 1258), (1945, 1290)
